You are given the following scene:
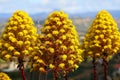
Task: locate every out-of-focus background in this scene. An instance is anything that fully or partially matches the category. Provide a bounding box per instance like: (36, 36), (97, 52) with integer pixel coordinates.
(0, 0), (120, 80)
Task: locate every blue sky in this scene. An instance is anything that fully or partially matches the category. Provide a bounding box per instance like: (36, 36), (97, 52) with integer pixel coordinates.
(0, 0), (120, 14)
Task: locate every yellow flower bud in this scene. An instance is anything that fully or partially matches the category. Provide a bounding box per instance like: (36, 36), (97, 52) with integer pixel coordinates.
(18, 32), (24, 36)
(74, 64), (79, 69)
(34, 56), (39, 60)
(59, 63), (65, 68)
(14, 51), (20, 56)
(4, 54), (11, 59)
(22, 50), (29, 55)
(61, 54), (67, 61)
(8, 46), (14, 51)
(39, 67), (46, 73)
(68, 60), (74, 65)
(49, 64), (55, 69)
(17, 41), (23, 46)
(48, 48), (54, 53)
(52, 30), (59, 35)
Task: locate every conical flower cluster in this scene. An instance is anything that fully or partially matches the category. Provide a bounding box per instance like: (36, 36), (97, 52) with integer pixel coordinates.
(30, 11), (83, 74)
(82, 10), (120, 60)
(0, 10), (37, 61)
(0, 72), (11, 80)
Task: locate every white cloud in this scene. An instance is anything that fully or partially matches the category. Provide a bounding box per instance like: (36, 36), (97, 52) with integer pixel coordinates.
(0, 0), (120, 14)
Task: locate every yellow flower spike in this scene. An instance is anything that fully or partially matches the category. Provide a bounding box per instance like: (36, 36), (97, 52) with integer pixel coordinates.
(31, 11), (83, 74)
(59, 63), (65, 68)
(33, 56), (39, 60)
(49, 64), (55, 69)
(82, 10), (120, 61)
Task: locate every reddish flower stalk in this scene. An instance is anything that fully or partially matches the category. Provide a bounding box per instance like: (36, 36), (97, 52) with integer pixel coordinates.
(93, 57), (97, 80)
(18, 58), (26, 80)
(103, 57), (108, 80)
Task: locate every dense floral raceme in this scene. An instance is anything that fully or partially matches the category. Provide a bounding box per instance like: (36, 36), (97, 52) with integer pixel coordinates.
(0, 10), (37, 61)
(82, 10), (120, 60)
(30, 11), (83, 74)
(0, 72), (11, 80)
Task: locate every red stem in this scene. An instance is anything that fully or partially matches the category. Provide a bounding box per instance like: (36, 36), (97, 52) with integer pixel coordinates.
(93, 57), (97, 80)
(21, 68), (26, 80)
(18, 58), (26, 80)
(103, 58), (108, 80)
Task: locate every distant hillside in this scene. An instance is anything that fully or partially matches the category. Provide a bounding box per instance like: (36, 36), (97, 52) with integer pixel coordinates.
(0, 10), (120, 23)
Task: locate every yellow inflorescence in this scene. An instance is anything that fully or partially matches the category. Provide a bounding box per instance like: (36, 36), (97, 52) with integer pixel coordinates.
(0, 72), (11, 80)
(82, 10), (120, 60)
(0, 10), (37, 61)
(30, 11), (83, 74)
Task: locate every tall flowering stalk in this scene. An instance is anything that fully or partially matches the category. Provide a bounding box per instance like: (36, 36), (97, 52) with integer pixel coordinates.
(30, 11), (83, 80)
(82, 10), (120, 80)
(0, 10), (37, 80)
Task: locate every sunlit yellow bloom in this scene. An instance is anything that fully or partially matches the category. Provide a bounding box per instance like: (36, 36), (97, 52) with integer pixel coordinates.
(48, 47), (54, 53)
(34, 56), (39, 60)
(18, 32), (24, 36)
(61, 35), (66, 40)
(59, 63), (65, 68)
(4, 54), (11, 59)
(68, 60), (74, 65)
(24, 41), (30, 45)
(22, 50), (29, 55)
(39, 67), (46, 73)
(17, 41), (23, 46)
(4, 43), (10, 48)
(74, 64), (79, 69)
(61, 54), (67, 61)
(82, 10), (120, 60)
(8, 46), (14, 51)
(14, 51), (20, 56)
(37, 59), (44, 64)
(52, 30), (59, 35)
(49, 64), (55, 69)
